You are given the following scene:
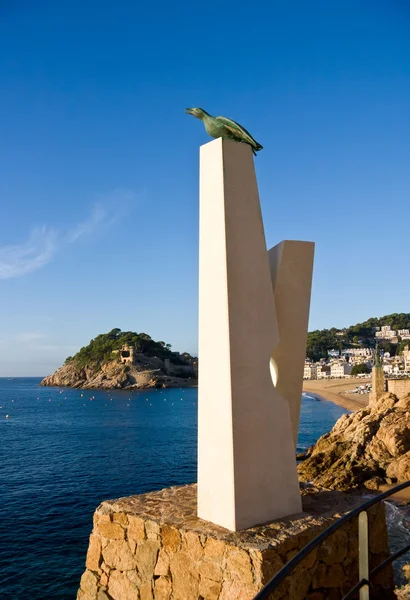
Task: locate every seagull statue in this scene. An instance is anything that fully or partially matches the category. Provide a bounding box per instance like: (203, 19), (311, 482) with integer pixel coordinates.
(185, 107), (263, 156)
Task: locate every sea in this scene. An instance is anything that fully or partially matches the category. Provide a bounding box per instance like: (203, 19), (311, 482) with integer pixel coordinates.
(0, 378), (408, 598)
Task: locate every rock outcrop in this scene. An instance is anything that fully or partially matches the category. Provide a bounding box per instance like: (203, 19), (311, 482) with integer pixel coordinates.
(298, 392), (410, 491)
(41, 357), (196, 390)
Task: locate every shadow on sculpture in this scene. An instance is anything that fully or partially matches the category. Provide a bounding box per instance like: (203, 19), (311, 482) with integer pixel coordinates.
(268, 240), (314, 448)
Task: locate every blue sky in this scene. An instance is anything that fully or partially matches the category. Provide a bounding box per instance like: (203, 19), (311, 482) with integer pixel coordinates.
(1, 1), (409, 376)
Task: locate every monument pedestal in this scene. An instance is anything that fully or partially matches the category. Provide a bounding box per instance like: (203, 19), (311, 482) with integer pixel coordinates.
(77, 485), (394, 600)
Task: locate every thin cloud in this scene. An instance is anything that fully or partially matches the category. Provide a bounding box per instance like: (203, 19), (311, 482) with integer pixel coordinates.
(14, 332), (46, 343)
(66, 204), (108, 243)
(0, 226), (57, 279)
(0, 190), (138, 280)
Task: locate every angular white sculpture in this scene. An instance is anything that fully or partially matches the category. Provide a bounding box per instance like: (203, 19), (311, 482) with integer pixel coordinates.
(197, 138), (311, 531)
(268, 241), (315, 448)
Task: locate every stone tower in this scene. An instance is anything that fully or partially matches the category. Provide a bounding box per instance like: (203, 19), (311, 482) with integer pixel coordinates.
(119, 344), (135, 365)
(369, 343), (385, 406)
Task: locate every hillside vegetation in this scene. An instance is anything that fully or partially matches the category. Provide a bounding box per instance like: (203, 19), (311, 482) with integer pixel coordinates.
(65, 328), (194, 369)
(307, 313), (410, 361)
(42, 328), (196, 390)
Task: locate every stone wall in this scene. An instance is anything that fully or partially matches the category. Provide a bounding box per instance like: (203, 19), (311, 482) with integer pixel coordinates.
(387, 378), (410, 400)
(77, 484), (394, 600)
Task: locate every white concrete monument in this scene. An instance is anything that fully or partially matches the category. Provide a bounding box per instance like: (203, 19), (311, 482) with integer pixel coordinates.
(197, 138), (314, 531)
(269, 240), (315, 448)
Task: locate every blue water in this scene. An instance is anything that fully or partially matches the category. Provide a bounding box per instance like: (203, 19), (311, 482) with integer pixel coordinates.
(0, 379), (348, 599)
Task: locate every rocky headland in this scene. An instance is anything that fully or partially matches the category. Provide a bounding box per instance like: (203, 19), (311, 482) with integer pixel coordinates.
(41, 328), (197, 390)
(298, 392), (410, 492)
(41, 357), (196, 390)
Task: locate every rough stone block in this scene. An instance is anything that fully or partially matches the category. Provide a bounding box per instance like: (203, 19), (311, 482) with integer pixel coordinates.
(128, 515), (145, 541)
(204, 538), (226, 563)
(199, 576), (222, 600)
(135, 540), (160, 580)
(97, 521), (125, 540)
(170, 550), (200, 599)
(182, 530), (204, 561)
(79, 570), (98, 597)
(199, 558), (223, 582)
(113, 512), (128, 527)
(161, 524), (181, 553)
(154, 548), (170, 576)
(77, 484), (395, 600)
(102, 540), (136, 571)
(86, 535), (102, 571)
(107, 570), (139, 600)
(140, 581), (153, 600)
(154, 576), (172, 600)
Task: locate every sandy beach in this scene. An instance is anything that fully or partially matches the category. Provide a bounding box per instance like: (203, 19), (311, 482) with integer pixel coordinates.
(303, 377), (371, 411)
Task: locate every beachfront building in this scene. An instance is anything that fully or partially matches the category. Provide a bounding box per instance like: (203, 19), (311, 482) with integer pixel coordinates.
(382, 351), (409, 374)
(303, 363), (317, 380)
(316, 365), (331, 379)
(349, 355), (371, 367)
(330, 362), (353, 378)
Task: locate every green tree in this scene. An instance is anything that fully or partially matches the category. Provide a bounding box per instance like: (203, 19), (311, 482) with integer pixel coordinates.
(306, 313), (410, 360)
(351, 363), (371, 376)
(69, 328), (189, 369)
(397, 340), (410, 355)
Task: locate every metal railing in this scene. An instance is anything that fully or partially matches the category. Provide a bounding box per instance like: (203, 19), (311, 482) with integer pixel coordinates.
(254, 480), (410, 600)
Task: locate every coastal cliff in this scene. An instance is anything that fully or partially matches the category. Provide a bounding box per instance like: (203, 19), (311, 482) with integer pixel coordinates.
(41, 328), (197, 390)
(298, 392), (410, 491)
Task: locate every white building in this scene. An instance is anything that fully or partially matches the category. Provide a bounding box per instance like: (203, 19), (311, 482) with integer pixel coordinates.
(349, 355), (371, 367)
(316, 365), (331, 379)
(376, 325), (397, 340)
(343, 348), (373, 357)
(303, 363), (317, 380)
(330, 363), (353, 378)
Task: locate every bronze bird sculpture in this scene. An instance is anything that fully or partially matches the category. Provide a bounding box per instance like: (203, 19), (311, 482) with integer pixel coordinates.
(185, 107), (263, 156)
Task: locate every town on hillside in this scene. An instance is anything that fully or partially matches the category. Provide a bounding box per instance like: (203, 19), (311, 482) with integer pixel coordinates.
(304, 325), (410, 380)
